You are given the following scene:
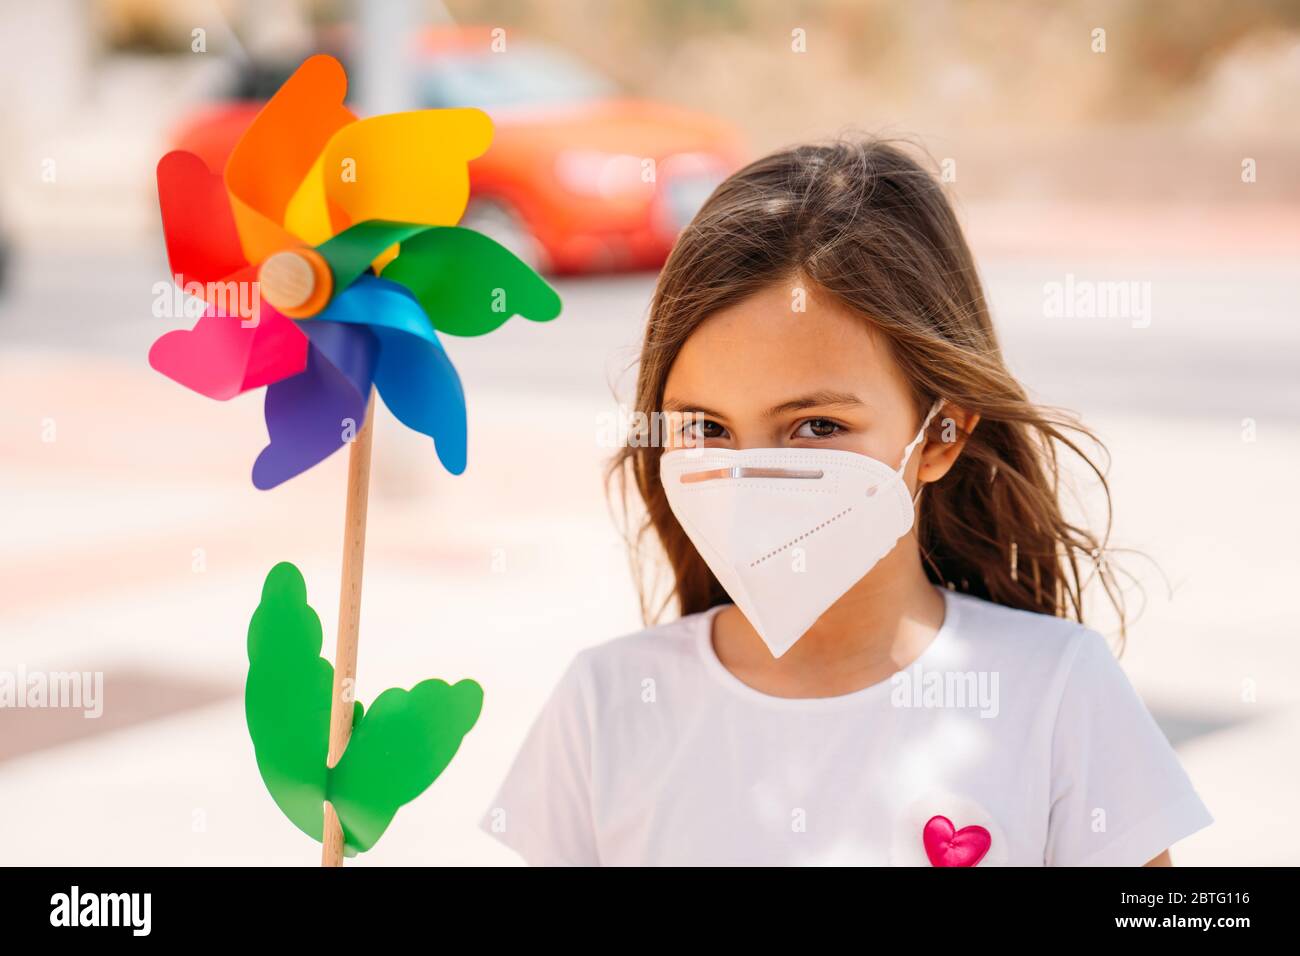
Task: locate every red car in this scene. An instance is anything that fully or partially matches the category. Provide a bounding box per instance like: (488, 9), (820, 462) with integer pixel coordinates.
(170, 27), (746, 274)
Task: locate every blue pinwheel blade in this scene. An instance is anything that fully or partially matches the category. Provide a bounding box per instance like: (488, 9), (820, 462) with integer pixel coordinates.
(310, 276), (468, 475)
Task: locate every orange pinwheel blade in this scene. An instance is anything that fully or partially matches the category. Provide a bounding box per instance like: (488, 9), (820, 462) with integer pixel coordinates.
(224, 54), (356, 263)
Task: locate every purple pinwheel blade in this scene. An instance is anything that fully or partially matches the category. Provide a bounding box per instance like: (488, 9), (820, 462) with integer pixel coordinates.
(252, 320), (378, 490)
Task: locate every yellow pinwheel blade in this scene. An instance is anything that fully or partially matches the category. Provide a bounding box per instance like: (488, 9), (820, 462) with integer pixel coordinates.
(284, 108), (494, 248)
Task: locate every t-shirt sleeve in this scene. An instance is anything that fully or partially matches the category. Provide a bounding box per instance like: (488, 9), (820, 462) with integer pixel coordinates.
(1045, 628), (1213, 866)
(478, 652), (599, 866)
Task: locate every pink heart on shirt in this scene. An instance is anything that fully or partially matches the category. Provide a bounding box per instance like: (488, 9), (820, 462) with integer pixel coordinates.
(923, 815), (991, 867)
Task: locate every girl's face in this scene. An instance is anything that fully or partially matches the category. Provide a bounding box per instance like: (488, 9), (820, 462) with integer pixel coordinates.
(662, 280), (926, 479)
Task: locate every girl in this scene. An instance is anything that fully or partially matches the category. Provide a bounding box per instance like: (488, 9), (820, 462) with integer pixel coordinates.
(480, 139), (1212, 866)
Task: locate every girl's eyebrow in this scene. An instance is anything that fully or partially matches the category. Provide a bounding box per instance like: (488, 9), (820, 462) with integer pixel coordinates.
(764, 390), (864, 417)
(662, 391), (864, 420)
(662, 398), (729, 420)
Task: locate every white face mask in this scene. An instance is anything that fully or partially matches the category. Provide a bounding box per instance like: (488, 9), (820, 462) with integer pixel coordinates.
(660, 402), (942, 659)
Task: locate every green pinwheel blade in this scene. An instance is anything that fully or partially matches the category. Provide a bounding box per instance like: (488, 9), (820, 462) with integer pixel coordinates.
(316, 219), (429, 293)
(378, 225), (562, 336)
(245, 562), (481, 855)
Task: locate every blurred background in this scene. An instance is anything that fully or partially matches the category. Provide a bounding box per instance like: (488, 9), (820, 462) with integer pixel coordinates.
(1, 0), (1297, 865)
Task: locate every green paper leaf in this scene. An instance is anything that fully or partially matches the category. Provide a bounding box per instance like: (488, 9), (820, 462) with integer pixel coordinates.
(245, 562), (333, 845)
(379, 226), (562, 337)
(245, 562), (482, 855)
(329, 678), (484, 852)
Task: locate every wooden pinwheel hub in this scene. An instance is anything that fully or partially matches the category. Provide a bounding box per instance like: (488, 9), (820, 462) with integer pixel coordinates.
(258, 248), (333, 318)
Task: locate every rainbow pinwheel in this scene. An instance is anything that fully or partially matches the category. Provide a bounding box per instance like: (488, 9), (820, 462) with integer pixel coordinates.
(149, 54), (561, 489)
(150, 55), (562, 864)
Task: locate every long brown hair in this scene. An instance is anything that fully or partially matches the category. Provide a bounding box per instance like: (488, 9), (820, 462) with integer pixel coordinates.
(609, 137), (1133, 644)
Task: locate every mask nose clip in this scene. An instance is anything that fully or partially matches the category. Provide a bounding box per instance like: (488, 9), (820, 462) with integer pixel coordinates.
(679, 465), (824, 484)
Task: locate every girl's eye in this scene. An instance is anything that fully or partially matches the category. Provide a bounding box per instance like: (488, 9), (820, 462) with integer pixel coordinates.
(682, 419), (728, 442)
(794, 418), (844, 439)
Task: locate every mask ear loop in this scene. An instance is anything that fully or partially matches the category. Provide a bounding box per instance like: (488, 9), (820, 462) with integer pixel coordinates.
(900, 400), (943, 505)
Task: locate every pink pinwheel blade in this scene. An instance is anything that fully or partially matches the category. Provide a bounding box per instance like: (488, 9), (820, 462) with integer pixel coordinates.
(149, 301), (309, 401)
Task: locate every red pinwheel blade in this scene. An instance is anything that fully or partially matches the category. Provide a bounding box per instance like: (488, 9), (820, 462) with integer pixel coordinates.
(157, 150), (249, 288)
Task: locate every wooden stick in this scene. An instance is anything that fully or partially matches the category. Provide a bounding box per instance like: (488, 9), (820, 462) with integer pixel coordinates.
(321, 398), (375, 867)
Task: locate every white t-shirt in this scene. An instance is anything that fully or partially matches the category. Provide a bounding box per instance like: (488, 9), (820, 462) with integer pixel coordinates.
(480, 586), (1212, 866)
